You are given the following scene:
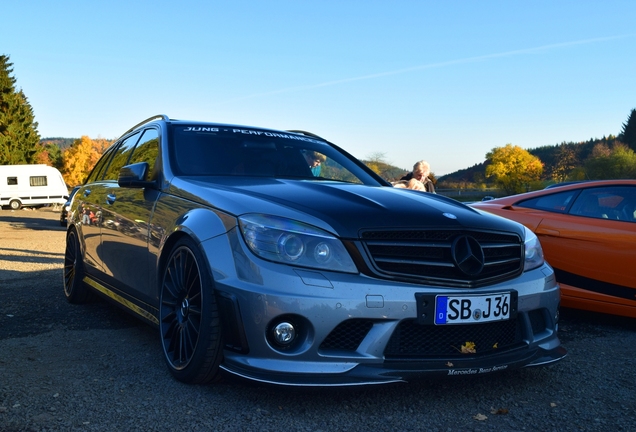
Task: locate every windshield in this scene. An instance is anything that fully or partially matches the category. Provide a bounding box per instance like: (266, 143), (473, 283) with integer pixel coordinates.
(170, 125), (381, 185)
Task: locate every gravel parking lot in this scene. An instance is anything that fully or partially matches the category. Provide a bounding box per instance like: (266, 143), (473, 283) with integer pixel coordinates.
(1, 207), (635, 431)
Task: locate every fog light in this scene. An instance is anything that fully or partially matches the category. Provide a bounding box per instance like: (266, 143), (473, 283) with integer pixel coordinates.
(273, 322), (296, 345)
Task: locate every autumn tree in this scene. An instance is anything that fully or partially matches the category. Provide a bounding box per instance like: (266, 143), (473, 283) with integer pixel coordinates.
(584, 142), (636, 179)
(619, 108), (636, 152)
(60, 136), (99, 186)
(364, 151), (387, 175)
(35, 142), (63, 168)
(590, 142), (611, 158)
(550, 144), (579, 183)
(90, 138), (111, 166)
(485, 144), (543, 194)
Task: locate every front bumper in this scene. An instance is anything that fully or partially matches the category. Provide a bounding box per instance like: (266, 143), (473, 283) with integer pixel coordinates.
(203, 232), (566, 386)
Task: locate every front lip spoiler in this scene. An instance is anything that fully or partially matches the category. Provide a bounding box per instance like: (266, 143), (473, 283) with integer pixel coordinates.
(220, 365), (406, 387)
(219, 345), (568, 387)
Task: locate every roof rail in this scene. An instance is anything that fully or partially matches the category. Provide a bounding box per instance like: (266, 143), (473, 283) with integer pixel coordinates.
(123, 115), (170, 135)
(287, 129), (326, 141)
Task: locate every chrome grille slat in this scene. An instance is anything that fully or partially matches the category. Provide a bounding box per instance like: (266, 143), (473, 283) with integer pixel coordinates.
(484, 258), (521, 266)
(365, 240), (452, 248)
(361, 229), (523, 287)
(373, 257), (456, 267)
(482, 242), (522, 248)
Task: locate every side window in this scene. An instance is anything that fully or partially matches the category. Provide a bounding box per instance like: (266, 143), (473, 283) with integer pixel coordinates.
(30, 176), (48, 187)
(319, 157), (362, 184)
(517, 190), (577, 214)
(7, 177), (18, 185)
(102, 133), (141, 181)
(570, 187), (636, 221)
(128, 128), (160, 180)
(86, 145), (118, 184)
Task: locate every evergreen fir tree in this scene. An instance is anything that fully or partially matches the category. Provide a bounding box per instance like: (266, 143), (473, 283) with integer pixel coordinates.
(619, 108), (636, 152)
(0, 54), (41, 165)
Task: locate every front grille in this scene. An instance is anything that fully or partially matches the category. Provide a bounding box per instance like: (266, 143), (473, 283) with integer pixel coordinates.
(384, 318), (521, 359)
(319, 319), (374, 351)
(361, 229), (523, 287)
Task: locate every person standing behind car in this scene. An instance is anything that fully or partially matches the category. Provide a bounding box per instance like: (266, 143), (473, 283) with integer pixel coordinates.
(399, 160), (435, 193)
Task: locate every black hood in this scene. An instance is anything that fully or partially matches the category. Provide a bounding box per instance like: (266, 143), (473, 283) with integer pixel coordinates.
(172, 177), (525, 239)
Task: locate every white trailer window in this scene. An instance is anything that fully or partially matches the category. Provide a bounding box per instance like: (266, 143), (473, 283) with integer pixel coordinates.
(29, 176), (48, 187)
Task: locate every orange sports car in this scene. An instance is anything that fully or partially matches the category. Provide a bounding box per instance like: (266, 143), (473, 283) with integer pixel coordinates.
(471, 180), (636, 318)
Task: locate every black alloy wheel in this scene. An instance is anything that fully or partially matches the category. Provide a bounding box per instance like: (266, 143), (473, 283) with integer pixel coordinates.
(63, 229), (90, 303)
(159, 237), (223, 384)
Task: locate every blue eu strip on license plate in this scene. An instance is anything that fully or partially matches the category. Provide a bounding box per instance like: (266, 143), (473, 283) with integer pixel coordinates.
(435, 293), (511, 325)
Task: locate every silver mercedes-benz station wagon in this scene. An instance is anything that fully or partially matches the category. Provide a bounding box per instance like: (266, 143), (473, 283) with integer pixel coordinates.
(64, 115), (566, 386)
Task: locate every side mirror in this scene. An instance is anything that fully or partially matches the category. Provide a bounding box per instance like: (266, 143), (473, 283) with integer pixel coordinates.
(118, 162), (155, 188)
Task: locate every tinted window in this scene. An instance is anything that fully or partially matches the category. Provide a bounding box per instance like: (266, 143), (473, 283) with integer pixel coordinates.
(128, 128), (160, 180)
(569, 186), (636, 221)
(517, 190), (578, 214)
(102, 133), (141, 181)
(7, 176), (17, 185)
(86, 145), (117, 183)
(170, 125), (378, 185)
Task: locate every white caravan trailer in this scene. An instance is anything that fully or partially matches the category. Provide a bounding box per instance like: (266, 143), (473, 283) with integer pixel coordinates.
(0, 164), (69, 210)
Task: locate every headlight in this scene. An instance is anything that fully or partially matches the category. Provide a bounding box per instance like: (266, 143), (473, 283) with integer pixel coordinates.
(239, 214), (357, 273)
(523, 226), (544, 271)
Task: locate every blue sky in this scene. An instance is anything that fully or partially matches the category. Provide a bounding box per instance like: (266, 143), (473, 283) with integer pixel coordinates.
(2, 1), (635, 176)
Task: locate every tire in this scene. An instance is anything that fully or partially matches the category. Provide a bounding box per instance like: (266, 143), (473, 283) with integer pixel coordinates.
(159, 237), (223, 384)
(63, 229), (91, 304)
(9, 200), (21, 210)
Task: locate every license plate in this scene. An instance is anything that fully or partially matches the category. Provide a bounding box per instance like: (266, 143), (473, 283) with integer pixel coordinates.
(435, 293), (511, 325)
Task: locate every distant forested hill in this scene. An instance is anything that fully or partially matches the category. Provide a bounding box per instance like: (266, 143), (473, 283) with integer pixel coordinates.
(438, 135), (623, 187)
(358, 137), (615, 186)
(360, 159), (410, 182)
(40, 137), (77, 150)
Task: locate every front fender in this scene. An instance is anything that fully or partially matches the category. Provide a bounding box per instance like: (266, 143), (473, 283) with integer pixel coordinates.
(150, 195), (237, 296)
